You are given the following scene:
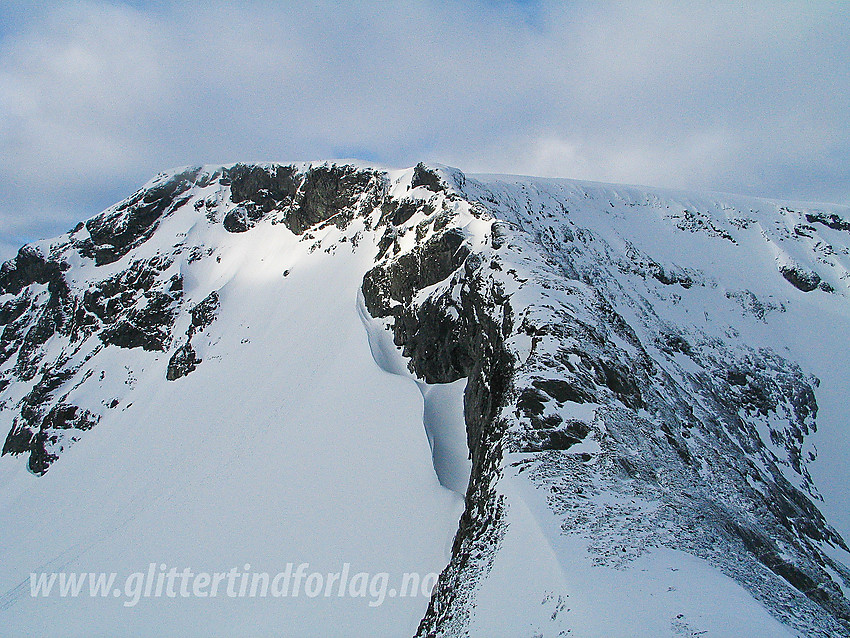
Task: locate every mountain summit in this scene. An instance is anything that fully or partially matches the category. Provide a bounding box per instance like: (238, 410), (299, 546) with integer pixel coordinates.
(1, 162), (849, 636)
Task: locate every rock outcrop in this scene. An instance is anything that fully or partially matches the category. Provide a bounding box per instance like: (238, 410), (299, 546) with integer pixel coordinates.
(0, 161), (848, 635)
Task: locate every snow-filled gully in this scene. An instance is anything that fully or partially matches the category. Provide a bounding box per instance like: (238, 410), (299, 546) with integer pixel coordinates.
(357, 288), (472, 497)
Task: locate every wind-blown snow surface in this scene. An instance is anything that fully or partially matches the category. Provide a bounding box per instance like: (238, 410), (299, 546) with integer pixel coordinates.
(0, 161), (848, 636)
(468, 173), (850, 534)
(0, 170), (464, 636)
(448, 173), (850, 637)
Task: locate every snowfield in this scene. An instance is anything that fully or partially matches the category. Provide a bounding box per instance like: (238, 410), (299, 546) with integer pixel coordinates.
(0, 161), (848, 636)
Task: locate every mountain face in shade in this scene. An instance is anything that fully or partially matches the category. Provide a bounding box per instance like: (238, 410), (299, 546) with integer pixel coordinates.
(1, 161), (849, 636)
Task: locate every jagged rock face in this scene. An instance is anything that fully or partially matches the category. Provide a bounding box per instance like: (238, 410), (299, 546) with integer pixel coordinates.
(780, 263), (822, 292)
(360, 174), (850, 635)
(0, 162), (384, 475)
(166, 290), (219, 380)
(410, 162), (446, 192)
(1, 161), (849, 635)
(165, 342), (200, 381)
(80, 168), (204, 265)
(221, 162), (380, 234)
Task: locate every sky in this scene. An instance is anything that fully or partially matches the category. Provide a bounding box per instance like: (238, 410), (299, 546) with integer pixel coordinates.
(0, 0), (849, 259)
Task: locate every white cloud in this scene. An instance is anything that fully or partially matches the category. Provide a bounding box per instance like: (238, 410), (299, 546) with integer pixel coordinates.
(0, 1), (848, 259)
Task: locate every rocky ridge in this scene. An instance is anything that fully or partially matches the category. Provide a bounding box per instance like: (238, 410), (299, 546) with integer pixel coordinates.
(0, 161), (849, 635)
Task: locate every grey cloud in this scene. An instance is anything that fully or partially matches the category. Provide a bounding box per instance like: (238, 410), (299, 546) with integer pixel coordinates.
(0, 1), (848, 260)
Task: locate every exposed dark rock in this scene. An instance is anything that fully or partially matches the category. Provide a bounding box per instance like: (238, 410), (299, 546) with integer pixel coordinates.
(99, 289), (179, 351)
(0, 296), (35, 365)
(227, 163), (298, 213)
(411, 162), (444, 192)
(728, 368), (748, 386)
(392, 295), (474, 383)
(0, 245), (68, 296)
(286, 164), (378, 234)
(517, 386), (548, 415)
(381, 200), (420, 226)
(2, 419), (33, 456)
(806, 212), (850, 233)
(222, 164), (299, 232)
(362, 228), (469, 318)
(0, 293), (31, 326)
(594, 360), (643, 409)
(42, 403), (99, 431)
(27, 431), (57, 475)
(189, 291), (219, 334)
(780, 264), (821, 292)
(167, 342), (200, 381)
(532, 378), (592, 405)
(222, 164), (381, 235)
(82, 168), (201, 265)
(223, 207), (261, 233)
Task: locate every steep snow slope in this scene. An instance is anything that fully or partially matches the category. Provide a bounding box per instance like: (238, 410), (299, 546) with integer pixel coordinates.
(0, 161), (848, 636)
(465, 173), (850, 537)
(405, 172), (850, 637)
(0, 164), (464, 636)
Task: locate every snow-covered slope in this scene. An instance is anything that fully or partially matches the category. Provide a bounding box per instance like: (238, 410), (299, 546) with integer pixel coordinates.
(0, 162), (848, 636)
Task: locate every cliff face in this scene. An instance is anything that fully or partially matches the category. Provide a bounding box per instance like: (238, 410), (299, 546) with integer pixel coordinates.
(360, 168), (850, 636)
(0, 163), (382, 474)
(1, 162), (849, 635)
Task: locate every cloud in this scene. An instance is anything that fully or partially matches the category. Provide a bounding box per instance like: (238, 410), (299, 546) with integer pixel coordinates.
(0, 1), (848, 259)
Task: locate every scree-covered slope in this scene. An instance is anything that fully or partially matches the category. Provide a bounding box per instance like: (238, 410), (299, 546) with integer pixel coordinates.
(0, 162), (848, 637)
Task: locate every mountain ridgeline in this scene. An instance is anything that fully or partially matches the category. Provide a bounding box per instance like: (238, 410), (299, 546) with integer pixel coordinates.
(1, 161), (849, 636)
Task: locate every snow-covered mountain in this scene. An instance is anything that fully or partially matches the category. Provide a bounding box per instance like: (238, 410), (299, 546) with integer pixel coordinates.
(1, 161), (849, 636)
